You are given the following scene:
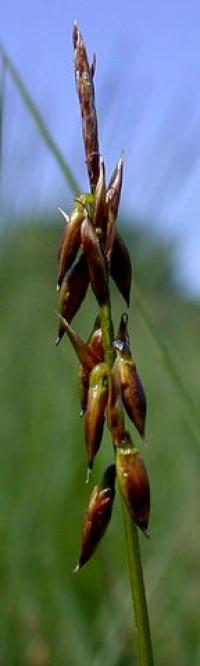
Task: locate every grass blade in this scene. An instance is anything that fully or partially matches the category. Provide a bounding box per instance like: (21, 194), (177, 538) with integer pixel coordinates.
(0, 42), (79, 196)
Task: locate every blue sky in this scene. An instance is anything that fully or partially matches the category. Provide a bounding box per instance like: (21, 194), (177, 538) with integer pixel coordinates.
(1, 1), (200, 295)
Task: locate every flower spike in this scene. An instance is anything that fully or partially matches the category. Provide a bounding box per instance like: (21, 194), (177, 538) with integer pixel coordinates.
(73, 22), (100, 189)
(55, 27), (153, 658)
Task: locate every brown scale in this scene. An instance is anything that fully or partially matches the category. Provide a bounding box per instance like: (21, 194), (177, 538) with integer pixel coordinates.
(105, 156), (124, 264)
(110, 232), (132, 307)
(114, 321), (147, 438)
(75, 465), (116, 571)
(81, 216), (109, 306)
(117, 443), (150, 534)
(56, 252), (89, 345)
(84, 362), (108, 477)
(57, 207), (84, 289)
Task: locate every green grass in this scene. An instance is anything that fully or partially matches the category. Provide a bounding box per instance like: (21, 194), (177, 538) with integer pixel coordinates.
(0, 220), (199, 665)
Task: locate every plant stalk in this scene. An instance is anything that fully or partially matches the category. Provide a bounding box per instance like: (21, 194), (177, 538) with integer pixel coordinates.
(100, 296), (154, 666)
(122, 504), (154, 666)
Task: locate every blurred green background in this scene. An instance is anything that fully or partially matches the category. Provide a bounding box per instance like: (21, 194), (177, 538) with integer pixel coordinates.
(0, 216), (199, 665)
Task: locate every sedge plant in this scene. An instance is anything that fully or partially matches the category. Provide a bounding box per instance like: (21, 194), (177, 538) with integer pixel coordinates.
(56, 24), (154, 666)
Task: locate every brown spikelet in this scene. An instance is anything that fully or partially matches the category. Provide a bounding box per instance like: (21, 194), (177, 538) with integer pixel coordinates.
(110, 232), (132, 306)
(93, 158), (107, 238)
(73, 22), (99, 189)
(81, 216), (109, 305)
(56, 253), (89, 345)
(107, 361), (126, 445)
(105, 156), (124, 264)
(117, 443), (150, 533)
(57, 206), (83, 289)
(84, 362), (108, 472)
(75, 465), (116, 571)
(114, 340), (147, 438)
(78, 317), (104, 417)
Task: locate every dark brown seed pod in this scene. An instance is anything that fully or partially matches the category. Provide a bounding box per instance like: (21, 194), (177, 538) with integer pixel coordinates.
(81, 216), (109, 306)
(105, 156), (124, 264)
(110, 232), (132, 306)
(84, 362), (108, 475)
(116, 442), (150, 534)
(107, 361), (126, 446)
(57, 205), (84, 289)
(56, 252), (89, 345)
(74, 464), (116, 572)
(73, 22), (100, 189)
(114, 340), (147, 438)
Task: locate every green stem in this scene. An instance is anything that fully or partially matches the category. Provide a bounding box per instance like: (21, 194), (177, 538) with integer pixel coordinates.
(99, 301), (115, 369)
(122, 504), (154, 666)
(100, 296), (154, 666)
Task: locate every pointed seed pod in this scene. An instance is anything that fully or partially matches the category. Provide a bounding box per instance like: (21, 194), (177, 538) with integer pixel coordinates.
(93, 157), (107, 237)
(84, 362), (108, 473)
(79, 316), (104, 417)
(105, 156), (124, 264)
(114, 339), (146, 438)
(74, 464), (116, 572)
(116, 441), (150, 534)
(110, 232), (132, 306)
(56, 252), (89, 345)
(107, 361), (126, 446)
(81, 216), (109, 305)
(57, 204), (84, 289)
